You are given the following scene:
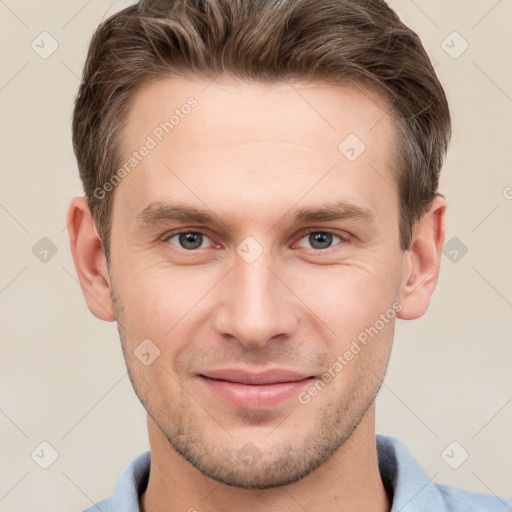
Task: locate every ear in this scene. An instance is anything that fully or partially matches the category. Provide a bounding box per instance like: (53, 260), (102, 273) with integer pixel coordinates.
(66, 196), (115, 322)
(397, 195), (446, 320)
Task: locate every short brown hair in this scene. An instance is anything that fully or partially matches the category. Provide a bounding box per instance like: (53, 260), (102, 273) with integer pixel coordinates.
(72, 0), (451, 262)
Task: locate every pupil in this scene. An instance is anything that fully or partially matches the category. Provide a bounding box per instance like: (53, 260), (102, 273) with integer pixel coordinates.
(309, 232), (332, 249)
(179, 232), (202, 250)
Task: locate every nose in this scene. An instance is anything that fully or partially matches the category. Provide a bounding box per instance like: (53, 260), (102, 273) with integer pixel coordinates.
(212, 250), (299, 349)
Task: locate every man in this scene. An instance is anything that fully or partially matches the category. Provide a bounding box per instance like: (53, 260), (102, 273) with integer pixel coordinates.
(67, 0), (511, 510)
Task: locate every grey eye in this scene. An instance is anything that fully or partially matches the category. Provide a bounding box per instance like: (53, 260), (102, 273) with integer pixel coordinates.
(168, 231), (206, 250)
(308, 232), (334, 249)
(296, 231), (344, 250)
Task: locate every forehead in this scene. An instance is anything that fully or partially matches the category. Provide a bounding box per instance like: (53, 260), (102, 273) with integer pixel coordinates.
(115, 76), (398, 227)
(123, 75), (393, 152)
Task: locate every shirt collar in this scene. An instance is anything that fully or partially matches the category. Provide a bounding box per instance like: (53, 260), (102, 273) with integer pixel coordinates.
(112, 450), (150, 512)
(377, 434), (446, 510)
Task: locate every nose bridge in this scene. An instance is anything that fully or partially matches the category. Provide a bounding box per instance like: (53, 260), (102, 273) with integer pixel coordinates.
(213, 247), (297, 347)
(234, 255), (274, 312)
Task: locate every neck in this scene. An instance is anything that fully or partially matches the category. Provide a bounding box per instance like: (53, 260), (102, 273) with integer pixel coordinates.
(139, 405), (391, 512)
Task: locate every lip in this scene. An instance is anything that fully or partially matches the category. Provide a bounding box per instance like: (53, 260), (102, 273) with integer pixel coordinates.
(200, 368), (313, 385)
(198, 368), (315, 410)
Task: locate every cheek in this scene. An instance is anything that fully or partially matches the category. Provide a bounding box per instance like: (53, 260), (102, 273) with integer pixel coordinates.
(113, 261), (221, 347)
(285, 259), (399, 336)
(115, 258), (198, 311)
(315, 309), (396, 404)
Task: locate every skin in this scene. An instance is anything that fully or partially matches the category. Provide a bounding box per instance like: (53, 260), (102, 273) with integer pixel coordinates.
(67, 76), (446, 512)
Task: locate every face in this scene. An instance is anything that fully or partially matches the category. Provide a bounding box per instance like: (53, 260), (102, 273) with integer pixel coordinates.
(107, 76), (407, 488)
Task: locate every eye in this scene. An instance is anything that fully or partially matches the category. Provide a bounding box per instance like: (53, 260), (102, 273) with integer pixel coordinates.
(295, 231), (346, 250)
(164, 230), (214, 250)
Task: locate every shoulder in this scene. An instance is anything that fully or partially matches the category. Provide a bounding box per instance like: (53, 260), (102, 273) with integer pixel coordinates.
(436, 483), (512, 512)
(376, 434), (512, 511)
(80, 450), (150, 512)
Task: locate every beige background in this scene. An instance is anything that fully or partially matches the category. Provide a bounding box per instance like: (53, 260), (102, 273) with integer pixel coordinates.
(1, 0), (511, 510)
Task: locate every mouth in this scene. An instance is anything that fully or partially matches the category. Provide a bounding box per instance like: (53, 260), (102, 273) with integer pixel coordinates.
(197, 368), (316, 410)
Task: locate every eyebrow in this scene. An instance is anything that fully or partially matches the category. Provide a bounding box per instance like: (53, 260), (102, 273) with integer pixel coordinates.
(133, 200), (376, 229)
(134, 202), (215, 226)
(293, 202), (376, 224)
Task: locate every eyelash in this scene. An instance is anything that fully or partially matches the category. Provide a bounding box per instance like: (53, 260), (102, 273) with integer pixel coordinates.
(162, 229), (350, 252)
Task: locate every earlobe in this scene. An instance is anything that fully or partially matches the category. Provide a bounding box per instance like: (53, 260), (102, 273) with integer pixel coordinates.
(397, 196), (446, 320)
(66, 196), (116, 322)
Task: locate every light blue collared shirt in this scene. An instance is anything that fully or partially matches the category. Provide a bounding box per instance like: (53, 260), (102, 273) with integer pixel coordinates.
(83, 434), (512, 511)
